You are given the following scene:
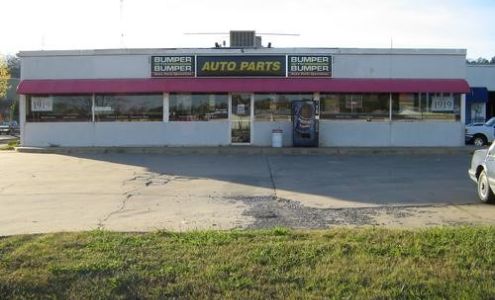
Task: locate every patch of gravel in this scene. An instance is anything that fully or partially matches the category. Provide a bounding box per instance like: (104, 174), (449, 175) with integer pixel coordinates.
(230, 196), (422, 229)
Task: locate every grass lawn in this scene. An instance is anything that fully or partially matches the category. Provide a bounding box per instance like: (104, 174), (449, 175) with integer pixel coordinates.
(1, 226), (494, 299)
(0, 139), (19, 150)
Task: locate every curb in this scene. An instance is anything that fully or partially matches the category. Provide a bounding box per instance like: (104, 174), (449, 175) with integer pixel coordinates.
(15, 146), (479, 155)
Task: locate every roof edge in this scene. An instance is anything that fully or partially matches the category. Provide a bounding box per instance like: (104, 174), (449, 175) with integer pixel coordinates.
(18, 47), (467, 57)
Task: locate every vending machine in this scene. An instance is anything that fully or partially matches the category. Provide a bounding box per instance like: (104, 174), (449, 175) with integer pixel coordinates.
(291, 100), (319, 147)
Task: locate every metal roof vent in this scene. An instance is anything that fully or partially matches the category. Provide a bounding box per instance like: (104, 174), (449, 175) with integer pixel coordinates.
(230, 31), (256, 48)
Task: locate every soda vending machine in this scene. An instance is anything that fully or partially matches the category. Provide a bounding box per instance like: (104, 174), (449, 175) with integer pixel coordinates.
(291, 100), (319, 147)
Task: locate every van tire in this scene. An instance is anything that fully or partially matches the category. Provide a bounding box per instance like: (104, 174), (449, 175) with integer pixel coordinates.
(478, 170), (495, 204)
(473, 135), (488, 147)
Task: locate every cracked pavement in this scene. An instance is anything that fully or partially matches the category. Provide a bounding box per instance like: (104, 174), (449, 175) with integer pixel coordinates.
(1, 151), (495, 236)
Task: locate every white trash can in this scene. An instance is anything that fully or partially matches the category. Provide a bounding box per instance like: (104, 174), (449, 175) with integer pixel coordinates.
(272, 129), (283, 148)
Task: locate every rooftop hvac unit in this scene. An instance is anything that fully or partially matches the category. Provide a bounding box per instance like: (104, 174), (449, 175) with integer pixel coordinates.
(255, 36), (262, 48)
(230, 31), (256, 48)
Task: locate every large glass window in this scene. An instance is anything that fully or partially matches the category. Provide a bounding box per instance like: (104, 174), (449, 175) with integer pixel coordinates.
(95, 94), (163, 122)
(421, 93), (461, 121)
(392, 93), (421, 120)
(320, 93), (390, 121)
(169, 93), (228, 121)
(392, 93), (460, 121)
(254, 93), (313, 121)
(321, 93), (461, 121)
(27, 95), (92, 122)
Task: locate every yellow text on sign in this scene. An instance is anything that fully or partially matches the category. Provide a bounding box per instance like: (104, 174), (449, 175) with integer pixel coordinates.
(201, 61), (281, 72)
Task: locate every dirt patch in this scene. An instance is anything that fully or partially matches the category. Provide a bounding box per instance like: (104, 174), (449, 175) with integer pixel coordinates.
(237, 196), (495, 229)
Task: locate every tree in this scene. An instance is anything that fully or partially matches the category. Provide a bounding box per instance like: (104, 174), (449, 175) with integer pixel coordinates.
(466, 57), (495, 65)
(6, 55), (20, 79)
(476, 57), (490, 64)
(0, 55), (11, 99)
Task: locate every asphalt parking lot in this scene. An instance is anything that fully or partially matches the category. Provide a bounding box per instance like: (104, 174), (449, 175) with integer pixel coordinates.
(1, 151), (494, 235)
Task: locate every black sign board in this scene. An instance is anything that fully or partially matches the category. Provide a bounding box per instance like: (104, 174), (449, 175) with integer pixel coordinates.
(196, 55), (286, 77)
(288, 55), (332, 77)
(151, 56), (195, 77)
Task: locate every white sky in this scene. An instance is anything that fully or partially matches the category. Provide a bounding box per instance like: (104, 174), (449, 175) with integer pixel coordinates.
(1, 0), (494, 59)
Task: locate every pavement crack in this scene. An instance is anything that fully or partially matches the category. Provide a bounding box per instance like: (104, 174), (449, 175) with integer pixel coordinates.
(264, 155), (278, 200)
(0, 184), (15, 193)
(124, 172), (197, 188)
(97, 189), (137, 229)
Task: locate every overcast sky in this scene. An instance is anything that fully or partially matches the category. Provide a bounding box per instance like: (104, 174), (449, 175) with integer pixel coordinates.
(1, 0), (494, 59)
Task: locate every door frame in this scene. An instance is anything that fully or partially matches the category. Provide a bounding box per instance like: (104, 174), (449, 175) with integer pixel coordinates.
(229, 93), (254, 145)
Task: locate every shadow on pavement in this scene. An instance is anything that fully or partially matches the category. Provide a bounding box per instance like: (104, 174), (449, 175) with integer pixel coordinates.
(65, 152), (478, 207)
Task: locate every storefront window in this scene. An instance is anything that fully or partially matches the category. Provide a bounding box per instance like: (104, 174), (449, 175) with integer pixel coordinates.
(26, 95), (92, 122)
(169, 93), (228, 121)
(254, 93), (313, 121)
(421, 93), (461, 121)
(320, 93), (389, 121)
(95, 94), (163, 122)
(392, 93), (421, 120)
(392, 93), (460, 121)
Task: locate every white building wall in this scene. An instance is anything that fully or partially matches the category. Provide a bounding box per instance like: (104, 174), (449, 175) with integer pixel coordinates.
(20, 48), (467, 80)
(389, 122), (464, 146)
(24, 122), (230, 147)
(466, 65), (495, 90)
(21, 55), (151, 80)
(252, 122), (293, 146)
(317, 121), (463, 147)
(19, 95), (26, 146)
(23, 120), (463, 147)
(334, 54), (466, 79)
(319, 121), (391, 146)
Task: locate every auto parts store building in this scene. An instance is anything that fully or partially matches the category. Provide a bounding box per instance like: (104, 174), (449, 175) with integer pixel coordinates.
(17, 44), (469, 147)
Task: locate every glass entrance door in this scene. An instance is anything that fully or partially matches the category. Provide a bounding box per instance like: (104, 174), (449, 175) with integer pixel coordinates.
(230, 94), (252, 144)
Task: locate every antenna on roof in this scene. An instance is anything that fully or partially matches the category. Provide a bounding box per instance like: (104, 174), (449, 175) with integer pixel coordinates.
(119, 0), (125, 47)
(41, 34), (45, 50)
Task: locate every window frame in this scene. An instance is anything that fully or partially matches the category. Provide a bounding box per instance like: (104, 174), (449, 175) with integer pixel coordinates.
(168, 93), (229, 122)
(26, 94), (93, 123)
(254, 93), (314, 122)
(319, 93), (391, 121)
(93, 93), (164, 122)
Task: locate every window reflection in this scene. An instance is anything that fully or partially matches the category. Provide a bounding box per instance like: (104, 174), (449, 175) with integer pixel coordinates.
(169, 94), (228, 121)
(95, 94), (163, 122)
(393, 93), (460, 121)
(254, 93), (313, 121)
(320, 94), (389, 121)
(26, 95), (92, 122)
(320, 93), (461, 121)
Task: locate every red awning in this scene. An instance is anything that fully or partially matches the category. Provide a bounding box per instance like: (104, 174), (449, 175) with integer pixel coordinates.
(17, 78), (470, 94)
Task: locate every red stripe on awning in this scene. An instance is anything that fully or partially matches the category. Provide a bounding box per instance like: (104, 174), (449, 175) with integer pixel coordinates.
(17, 78), (470, 94)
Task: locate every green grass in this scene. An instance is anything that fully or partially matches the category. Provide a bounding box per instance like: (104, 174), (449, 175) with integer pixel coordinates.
(1, 227), (494, 299)
(0, 139), (19, 150)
